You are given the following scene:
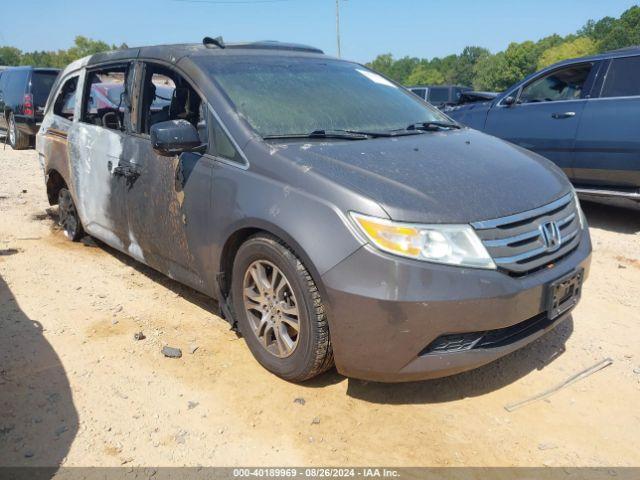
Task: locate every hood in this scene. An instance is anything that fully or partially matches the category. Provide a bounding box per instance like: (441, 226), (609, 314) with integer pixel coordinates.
(273, 128), (571, 224)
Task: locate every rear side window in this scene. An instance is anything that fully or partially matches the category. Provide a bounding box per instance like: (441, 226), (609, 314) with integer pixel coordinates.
(428, 87), (449, 104)
(519, 64), (592, 103)
(53, 76), (79, 121)
(5, 70), (29, 98)
(411, 88), (427, 100)
(601, 56), (640, 98)
(31, 71), (59, 107)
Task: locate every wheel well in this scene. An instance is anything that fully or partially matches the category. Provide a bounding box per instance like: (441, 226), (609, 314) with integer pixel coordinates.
(218, 227), (262, 298)
(46, 170), (67, 205)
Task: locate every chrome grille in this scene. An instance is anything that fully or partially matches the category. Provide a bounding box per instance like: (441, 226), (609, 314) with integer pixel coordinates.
(472, 193), (581, 275)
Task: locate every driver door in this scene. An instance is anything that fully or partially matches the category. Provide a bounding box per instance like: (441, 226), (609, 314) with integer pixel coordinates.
(123, 61), (214, 291)
(485, 62), (598, 178)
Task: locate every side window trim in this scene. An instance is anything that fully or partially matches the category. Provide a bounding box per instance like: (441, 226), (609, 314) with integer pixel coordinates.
(136, 59), (249, 167)
(51, 73), (81, 121)
(499, 62), (595, 107)
(594, 55), (640, 99)
(206, 101), (249, 168)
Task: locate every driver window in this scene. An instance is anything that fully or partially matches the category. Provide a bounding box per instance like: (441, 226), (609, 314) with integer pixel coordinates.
(519, 64), (593, 104)
(139, 64), (207, 146)
(81, 65), (130, 131)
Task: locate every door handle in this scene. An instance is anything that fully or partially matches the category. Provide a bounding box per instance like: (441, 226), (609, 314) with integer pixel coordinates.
(551, 112), (576, 119)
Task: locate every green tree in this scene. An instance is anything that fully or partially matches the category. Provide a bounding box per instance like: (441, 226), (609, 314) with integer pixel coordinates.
(0, 46), (22, 66)
(366, 53), (395, 78)
(406, 64), (444, 85)
(473, 52), (511, 91)
(537, 37), (598, 69)
(597, 6), (640, 51)
(449, 46), (490, 86)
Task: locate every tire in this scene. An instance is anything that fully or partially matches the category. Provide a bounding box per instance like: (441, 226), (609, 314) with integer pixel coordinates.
(58, 188), (85, 242)
(231, 233), (334, 382)
(8, 112), (30, 150)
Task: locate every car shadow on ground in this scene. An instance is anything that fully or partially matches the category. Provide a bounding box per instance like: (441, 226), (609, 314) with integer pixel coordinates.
(0, 275), (78, 471)
(342, 317), (573, 405)
(581, 201), (640, 234)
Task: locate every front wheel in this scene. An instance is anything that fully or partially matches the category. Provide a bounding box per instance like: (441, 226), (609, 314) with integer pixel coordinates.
(58, 188), (84, 241)
(231, 234), (333, 382)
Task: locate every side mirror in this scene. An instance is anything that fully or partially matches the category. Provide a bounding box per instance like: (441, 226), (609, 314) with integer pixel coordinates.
(150, 119), (205, 156)
(502, 95), (516, 107)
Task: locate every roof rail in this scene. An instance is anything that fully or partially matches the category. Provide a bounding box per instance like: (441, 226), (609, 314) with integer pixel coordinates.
(200, 39), (323, 54)
(240, 41), (323, 54)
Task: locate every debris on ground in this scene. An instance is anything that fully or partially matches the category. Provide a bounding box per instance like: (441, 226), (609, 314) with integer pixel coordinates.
(311, 417), (321, 425)
(188, 401), (199, 410)
(133, 332), (146, 341)
(162, 346), (182, 358)
(505, 358), (614, 412)
(293, 397), (306, 405)
(538, 443), (558, 451)
(175, 430), (188, 445)
(188, 344), (198, 354)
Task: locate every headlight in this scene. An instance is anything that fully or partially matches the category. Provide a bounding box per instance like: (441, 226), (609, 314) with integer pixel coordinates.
(350, 212), (496, 269)
(571, 187), (587, 230)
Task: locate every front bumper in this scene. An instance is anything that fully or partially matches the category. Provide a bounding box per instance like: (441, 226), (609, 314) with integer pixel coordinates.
(321, 229), (592, 382)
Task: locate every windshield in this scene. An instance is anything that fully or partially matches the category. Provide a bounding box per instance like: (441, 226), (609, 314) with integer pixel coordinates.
(202, 57), (449, 137)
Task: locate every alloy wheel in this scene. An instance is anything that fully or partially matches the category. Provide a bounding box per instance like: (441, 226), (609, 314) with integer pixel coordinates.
(8, 114), (16, 146)
(242, 260), (300, 358)
(58, 189), (79, 240)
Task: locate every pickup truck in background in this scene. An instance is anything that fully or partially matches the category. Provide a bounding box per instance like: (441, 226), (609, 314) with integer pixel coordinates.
(448, 47), (640, 209)
(408, 84), (472, 109)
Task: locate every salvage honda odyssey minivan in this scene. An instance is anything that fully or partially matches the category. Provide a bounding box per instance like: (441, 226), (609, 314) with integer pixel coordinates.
(37, 39), (591, 382)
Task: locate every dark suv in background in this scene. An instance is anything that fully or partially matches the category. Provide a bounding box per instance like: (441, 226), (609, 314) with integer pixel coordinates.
(0, 66), (60, 149)
(448, 47), (640, 208)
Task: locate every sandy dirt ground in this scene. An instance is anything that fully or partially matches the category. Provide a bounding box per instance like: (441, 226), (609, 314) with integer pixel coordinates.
(1, 147), (639, 468)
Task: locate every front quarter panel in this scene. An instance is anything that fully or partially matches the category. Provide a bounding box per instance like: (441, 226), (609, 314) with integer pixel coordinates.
(211, 160), (366, 281)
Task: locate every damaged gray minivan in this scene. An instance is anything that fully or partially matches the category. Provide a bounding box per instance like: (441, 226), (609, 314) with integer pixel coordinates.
(37, 39), (592, 382)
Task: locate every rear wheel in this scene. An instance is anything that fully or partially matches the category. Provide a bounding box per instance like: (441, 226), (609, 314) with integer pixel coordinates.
(8, 113), (29, 150)
(58, 188), (84, 242)
(231, 234), (333, 382)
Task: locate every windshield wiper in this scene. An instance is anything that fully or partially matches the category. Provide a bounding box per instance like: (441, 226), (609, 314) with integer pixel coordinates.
(405, 121), (462, 131)
(263, 129), (370, 140)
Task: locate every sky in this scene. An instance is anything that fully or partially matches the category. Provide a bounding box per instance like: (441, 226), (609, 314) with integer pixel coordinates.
(1, 0), (638, 63)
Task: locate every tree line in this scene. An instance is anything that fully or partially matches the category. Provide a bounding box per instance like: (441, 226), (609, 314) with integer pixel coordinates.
(366, 5), (640, 91)
(1, 6), (639, 92)
(0, 36), (127, 70)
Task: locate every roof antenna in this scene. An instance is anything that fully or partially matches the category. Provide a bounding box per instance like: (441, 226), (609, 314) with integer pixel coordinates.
(203, 36), (225, 49)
